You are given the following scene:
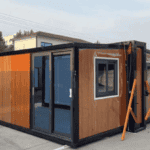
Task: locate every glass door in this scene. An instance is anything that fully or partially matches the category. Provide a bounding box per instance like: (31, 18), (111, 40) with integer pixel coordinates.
(32, 52), (51, 133)
(53, 54), (72, 137)
(31, 51), (73, 137)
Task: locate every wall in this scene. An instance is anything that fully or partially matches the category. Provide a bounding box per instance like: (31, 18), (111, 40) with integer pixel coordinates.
(78, 48), (127, 139)
(14, 36), (36, 50)
(37, 36), (70, 47)
(0, 54), (30, 128)
(0, 56), (11, 123)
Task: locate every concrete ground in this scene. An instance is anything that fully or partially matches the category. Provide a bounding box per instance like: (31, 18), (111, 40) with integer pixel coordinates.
(0, 124), (150, 150)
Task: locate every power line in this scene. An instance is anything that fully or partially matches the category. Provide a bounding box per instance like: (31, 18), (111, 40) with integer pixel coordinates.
(0, 12), (91, 37)
(0, 12), (110, 42)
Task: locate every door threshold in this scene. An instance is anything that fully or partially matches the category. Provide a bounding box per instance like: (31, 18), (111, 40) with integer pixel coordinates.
(32, 129), (72, 142)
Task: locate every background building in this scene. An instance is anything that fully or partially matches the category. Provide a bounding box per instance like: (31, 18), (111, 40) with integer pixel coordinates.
(11, 31), (90, 51)
(4, 34), (16, 46)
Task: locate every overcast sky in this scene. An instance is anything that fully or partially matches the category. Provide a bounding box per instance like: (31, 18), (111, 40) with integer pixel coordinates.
(1, 0), (150, 48)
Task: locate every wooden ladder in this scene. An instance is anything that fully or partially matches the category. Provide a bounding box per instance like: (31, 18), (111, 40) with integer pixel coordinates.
(121, 80), (150, 140)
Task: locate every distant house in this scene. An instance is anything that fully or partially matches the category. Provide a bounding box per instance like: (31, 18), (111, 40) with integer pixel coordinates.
(10, 31), (90, 51)
(4, 34), (16, 46)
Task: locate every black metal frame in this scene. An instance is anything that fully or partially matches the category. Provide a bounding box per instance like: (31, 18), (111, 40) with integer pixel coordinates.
(52, 53), (72, 138)
(125, 41), (147, 132)
(42, 56), (49, 107)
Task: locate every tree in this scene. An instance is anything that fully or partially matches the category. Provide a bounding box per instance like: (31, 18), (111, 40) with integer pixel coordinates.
(30, 29), (34, 35)
(14, 29), (34, 38)
(14, 30), (22, 38)
(96, 40), (100, 44)
(0, 31), (7, 52)
(5, 44), (14, 52)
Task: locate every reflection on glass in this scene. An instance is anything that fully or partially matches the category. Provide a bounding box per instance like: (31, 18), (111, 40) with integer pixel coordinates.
(34, 68), (38, 88)
(97, 64), (106, 93)
(34, 56), (50, 131)
(108, 64), (115, 91)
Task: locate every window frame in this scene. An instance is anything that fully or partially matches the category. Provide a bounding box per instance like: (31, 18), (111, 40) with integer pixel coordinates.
(94, 57), (119, 100)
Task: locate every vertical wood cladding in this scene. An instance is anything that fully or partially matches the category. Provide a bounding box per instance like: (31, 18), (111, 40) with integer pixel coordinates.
(11, 54), (30, 128)
(79, 48), (127, 139)
(0, 57), (3, 120)
(2, 56), (11, 123)
(0, 56), (11, 123)
(0, 54), (30, 128)
(136, 48), (142, 124)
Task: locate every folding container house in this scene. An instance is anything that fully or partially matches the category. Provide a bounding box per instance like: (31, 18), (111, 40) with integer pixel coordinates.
(0, 41), (149, 148)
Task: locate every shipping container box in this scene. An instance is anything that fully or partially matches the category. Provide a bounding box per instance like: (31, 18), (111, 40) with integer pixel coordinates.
(0, 41), (149, 148)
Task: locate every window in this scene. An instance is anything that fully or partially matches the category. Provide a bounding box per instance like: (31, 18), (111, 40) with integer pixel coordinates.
(41, 42), (52, 47)
(34, 67), (39, 88)
(94, 57), (119, 100)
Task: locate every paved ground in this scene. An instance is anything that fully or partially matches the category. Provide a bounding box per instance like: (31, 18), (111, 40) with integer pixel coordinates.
(0, 124), (150, 150)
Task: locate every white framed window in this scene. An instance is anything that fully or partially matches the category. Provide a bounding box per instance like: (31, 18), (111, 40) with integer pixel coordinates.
(94, 57), (119, 100)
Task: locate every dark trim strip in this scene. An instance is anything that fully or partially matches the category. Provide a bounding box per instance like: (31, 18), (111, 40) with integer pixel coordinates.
(71, 46), (79, 146)
(142, 46), (147, 128)
(0, 120), (72, 146)
(0, 119), (125, 148)
(30, 53), (33, 129)
(0, 43), (123, 57)
(50, 53), (54, 133)
(54, 104), (70, 110)
(75, 126), (124, 148)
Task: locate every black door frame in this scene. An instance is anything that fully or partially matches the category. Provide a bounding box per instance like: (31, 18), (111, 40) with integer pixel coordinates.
(127, 41), (147, 132)
(52, 51), (73, 138)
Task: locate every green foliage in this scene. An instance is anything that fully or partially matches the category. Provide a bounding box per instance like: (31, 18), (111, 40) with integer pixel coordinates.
(0, 31), (7, 52)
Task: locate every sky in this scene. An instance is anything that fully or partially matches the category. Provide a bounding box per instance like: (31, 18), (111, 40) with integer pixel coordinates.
(1, 0), (150, 48)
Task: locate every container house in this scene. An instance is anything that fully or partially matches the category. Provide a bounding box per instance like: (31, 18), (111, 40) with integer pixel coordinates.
(0, 41), (150, 148)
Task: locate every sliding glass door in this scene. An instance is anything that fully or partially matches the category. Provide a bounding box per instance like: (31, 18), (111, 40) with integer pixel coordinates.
(32, 51), (72, 137)
(32, 52), (51, 133)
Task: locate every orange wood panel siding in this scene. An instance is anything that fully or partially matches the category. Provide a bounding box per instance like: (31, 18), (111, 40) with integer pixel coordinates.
(79, 48), (127, 139)
(136, 48), (142, 124)
(2, 56), (11, 123)
(11, 54), (30, 128)
(0, 57), (4, 120)
(0, 56), (11, 123)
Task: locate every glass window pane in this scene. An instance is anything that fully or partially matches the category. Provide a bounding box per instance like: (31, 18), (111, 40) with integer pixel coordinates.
(108, 64), (115, 91)
(34, 68), (38, 87)
(45, 43), (52, 47)
(54, 55), (71, 106)
(54, 108), (71, 134)
(34, 56), (50, 131)
(45, 56), (50, 104)
(97, 64), (106, 93)
(41, 42), (45, 47)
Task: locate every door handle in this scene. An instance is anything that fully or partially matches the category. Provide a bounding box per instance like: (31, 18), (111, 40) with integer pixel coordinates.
(69, 88), (72, 98)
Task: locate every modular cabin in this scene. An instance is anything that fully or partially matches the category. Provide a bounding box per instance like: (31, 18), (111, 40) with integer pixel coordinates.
(0, 41), (150, 148)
